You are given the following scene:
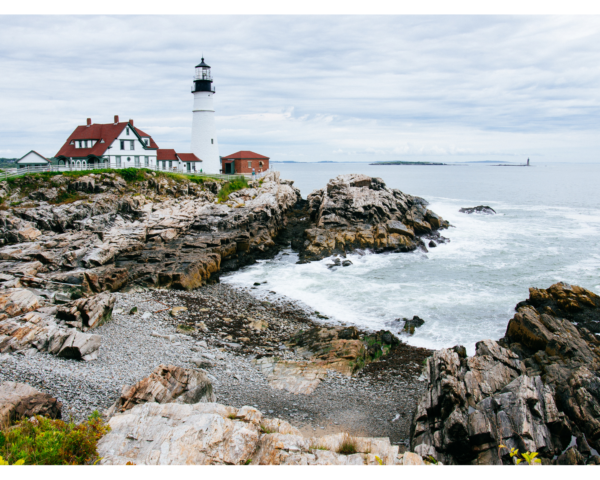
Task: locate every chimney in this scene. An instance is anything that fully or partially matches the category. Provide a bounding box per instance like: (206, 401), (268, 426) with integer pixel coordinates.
(129, 119), (134, 126)
(86, 118), (92, 126)
(114, 115), (119, 124)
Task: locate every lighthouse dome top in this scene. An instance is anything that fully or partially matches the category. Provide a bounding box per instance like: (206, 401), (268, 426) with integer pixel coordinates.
(195, 57), (210, 68)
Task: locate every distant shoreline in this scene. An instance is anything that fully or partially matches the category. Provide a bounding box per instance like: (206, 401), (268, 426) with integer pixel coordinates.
(369, 161), (447, 166)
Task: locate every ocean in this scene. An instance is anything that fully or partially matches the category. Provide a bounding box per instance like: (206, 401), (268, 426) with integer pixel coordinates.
(222, 162), (600, 355)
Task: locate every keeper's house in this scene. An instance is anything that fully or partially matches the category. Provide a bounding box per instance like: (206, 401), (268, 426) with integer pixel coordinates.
(221, 151), (269, 174)
(55, 116), (201, 172)
(16, 151), (50, 169)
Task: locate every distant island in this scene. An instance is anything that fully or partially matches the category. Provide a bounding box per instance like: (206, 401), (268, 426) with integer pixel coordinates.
(369, 160), (447, 166)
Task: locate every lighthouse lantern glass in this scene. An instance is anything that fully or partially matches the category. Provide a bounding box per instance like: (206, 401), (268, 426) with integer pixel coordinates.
(195, 66), (211, 81)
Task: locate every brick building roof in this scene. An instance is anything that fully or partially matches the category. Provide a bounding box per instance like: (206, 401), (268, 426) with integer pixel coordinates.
(222, 150), (269, 160)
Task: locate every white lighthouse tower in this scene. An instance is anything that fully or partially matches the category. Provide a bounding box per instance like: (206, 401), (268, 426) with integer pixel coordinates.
(191, 58), (220, 173)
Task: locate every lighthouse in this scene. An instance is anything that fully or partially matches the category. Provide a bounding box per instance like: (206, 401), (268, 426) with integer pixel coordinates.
(191, 58), (220, 173)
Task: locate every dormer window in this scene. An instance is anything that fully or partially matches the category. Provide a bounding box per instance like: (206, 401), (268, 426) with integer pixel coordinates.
(120, 140), (135, 150)
(144, 139), (149, 146)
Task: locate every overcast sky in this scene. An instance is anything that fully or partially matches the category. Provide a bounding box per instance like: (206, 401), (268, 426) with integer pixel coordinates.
(1, 15), (599, 162)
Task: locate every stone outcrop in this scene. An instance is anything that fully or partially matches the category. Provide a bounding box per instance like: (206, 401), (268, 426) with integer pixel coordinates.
(300, 174), (449, 261)
(0, 288), (112, 361)
(0, 381), (62, 425)
(251, 326), (405, 395)
(459, 206), (496, 215)
(97, 401), (412, 465)
(410, 282), (600, 465)
(106, 364), (215, 417)
(0, 171), (301, 296)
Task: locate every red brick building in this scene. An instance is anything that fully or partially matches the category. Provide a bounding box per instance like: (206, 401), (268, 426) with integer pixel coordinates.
(221, 151), (269, 174)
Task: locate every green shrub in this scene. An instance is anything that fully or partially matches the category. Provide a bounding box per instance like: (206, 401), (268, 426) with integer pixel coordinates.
(0, 412), (110, 465)
(217, 177), (249, 202)
(118, 168), (149, 183)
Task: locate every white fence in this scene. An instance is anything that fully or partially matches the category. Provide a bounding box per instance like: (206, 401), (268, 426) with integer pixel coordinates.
(0, 163), (269, 183)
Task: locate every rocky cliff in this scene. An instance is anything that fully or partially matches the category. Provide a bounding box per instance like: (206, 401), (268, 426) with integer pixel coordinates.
(0, 171), (301, 296)
(410, 282), (600, 465)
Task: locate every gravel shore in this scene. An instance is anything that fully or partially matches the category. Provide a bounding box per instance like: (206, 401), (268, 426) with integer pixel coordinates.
(0, 284), (430, 445)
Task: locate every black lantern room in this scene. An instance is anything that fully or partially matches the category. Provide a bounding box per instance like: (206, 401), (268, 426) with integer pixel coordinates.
(192, 58), (215, 93)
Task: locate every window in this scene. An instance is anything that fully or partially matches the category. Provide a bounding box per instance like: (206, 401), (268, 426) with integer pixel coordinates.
(248, 161), (252, 168)
(144, 156), (149, 167)
(211, 139), (214, 144)
(116, 156), (122, 168)
(144, 139), (149, 146)
(126, 127), (130, 135)
(168, 161), (172, 169)
(135, 156), (140, 167)
(120, 140), (125, 150)
(130, 141), (134, 150)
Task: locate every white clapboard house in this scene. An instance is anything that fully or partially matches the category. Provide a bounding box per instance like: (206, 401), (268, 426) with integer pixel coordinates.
(55, 116), (201, 172)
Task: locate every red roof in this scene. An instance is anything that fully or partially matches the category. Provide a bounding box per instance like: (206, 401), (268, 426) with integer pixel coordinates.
(55, 121), (159, 158)
(157, 149), (178, 161)
(222, 150), (269, 160)
(177, 153), (202, 162)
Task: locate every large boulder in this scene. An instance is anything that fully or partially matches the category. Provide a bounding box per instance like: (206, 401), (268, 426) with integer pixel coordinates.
(0, 291), (109, 361)
(300, 174), (448, 261)
(56, 292), (115, 331)
(0, 309), (102, 361)
(410, 282), (600, 465)
(0, 381), (62, 425)
(106, 364), (216, 417)
(97, 402), (406, 465)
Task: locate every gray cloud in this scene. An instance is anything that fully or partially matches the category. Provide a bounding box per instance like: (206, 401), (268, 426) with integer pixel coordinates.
(0, 15), (599, 162)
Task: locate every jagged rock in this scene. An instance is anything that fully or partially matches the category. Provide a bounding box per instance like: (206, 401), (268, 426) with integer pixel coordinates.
(0, 381), (62, 425)
(0, 288), (42, 321)
(459, 206), (496, 215)
(402, 316), (425, 335)
(55, 292), (115, 331)
(29, 188), (58, 202)
(70, 176), (95, 193)
(106, 364), (215, 417)
(411, 282), (600, 465)
(0, 289), (105, 361)
(97, 402), (405, 465)
(300, 174), (447, 261)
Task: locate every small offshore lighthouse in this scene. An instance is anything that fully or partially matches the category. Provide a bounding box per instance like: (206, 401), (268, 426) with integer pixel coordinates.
(191, 58), (220, 173)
